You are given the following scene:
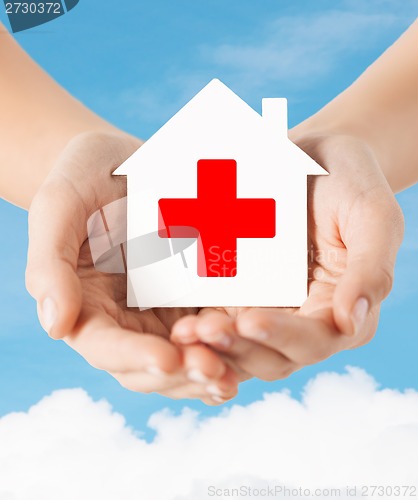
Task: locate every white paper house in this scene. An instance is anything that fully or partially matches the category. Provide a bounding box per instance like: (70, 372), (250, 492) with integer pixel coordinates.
(113, 79), (327, 308)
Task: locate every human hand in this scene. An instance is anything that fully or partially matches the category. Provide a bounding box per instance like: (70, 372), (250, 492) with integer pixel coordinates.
(26, 132), (239, 404)
(171, 134), (404, 381)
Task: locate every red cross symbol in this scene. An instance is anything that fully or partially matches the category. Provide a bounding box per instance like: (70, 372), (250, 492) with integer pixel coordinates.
(158, 159), (276, 277)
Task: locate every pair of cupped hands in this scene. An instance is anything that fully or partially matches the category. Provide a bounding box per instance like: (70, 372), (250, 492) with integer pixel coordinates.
(26, 129), (403, 405)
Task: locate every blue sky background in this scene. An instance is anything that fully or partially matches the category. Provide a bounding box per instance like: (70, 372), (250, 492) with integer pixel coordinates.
(0, 1), (417, 437)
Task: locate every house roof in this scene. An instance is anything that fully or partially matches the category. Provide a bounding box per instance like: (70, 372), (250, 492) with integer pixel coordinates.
(113, 79), (327, 177)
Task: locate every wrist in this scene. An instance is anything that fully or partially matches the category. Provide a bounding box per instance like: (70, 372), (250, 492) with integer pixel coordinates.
(289, 115), (397, 192)
(24, 125), (135, 210)
(289, 96), (415, 194)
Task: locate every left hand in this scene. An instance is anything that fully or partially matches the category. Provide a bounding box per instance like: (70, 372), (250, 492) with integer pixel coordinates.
(171, 134), (404, 382)
(26, 132), (239, 405)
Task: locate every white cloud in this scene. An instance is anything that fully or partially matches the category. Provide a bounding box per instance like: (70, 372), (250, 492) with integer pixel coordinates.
(0, 367), (418, 500)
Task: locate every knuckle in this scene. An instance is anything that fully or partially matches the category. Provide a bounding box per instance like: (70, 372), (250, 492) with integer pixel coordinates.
(216, 391), (237, 402)
(238, 311), (268, 334)
(278, 363), (297, 380)
(259, 360), (296, 382)
(46, 329), (63, 341)
(24, 265), (39, 297)
(114, 374), (153, 394)
(165, 392), (185, 401)
(350, 335), (372, 350)
(86, 357), (107, 372)
(389, 199), (405, 243)
(299, 345), (330, 365)
(377, 266), (394, 298)
(259, 372), (279, 382)
(202, 398), (220, 407)
(350, 310), (379, 349)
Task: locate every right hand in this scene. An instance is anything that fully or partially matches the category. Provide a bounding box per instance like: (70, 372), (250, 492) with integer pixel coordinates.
(26, 131), (239, 405)
(171, 134), (404, 382)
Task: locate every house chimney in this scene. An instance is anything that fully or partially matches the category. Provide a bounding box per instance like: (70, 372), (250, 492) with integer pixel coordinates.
(262, 98), (288, 137)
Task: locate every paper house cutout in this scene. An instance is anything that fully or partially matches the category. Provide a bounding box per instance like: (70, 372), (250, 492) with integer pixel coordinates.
(113, 79), (328, 308)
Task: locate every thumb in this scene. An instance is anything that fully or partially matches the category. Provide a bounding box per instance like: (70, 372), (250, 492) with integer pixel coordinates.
(26, 179), (84, 339)
(333, 194), (404, 336)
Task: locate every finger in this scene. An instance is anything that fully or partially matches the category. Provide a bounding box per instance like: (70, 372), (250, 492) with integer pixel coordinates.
(70, 309), (238, 402)
(134, 347), (239, 405)
(162, 385), (233, 406)
(113, 364), (239, 404)
(153, 307), (199, 334)
(237, 308), (350, 366)
(163, 384), (219, 404)
(113, 373), (222, 404)
(65, 308), (182, 375)
(182, 343), (229, 383)
(333, 192), (404, 336)
(113, 370), (186, 394)
(26, 178), (85, 339)
(193, 310), (235, 349)
(171, 314), (200, 345)
(162, 367), (239, 405)
(114, 371), (209, 396)
(204, 365), (240, 403)
(194, 309), (297, 381)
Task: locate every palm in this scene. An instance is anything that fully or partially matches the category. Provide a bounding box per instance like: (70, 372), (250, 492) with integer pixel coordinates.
(195, 173), (360, 364)
(173, 134), (401, 381)
(77, 242), (192, 338)
(201, 139), (368, 324)
(28, 132), (401, 393)
(62, 133), (195, 340)
(28, 132), (238, 403)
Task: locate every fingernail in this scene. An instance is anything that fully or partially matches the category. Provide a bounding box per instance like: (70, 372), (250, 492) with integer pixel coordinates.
(147, 366), (166, 377)
(187, 369), (210, 384)
(40, 297), (57, 333)
(211, 395), (227, 404)
(213, 333), (233, 349)
(206, 384), (224, 397)
(351, 297), (369, 336)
